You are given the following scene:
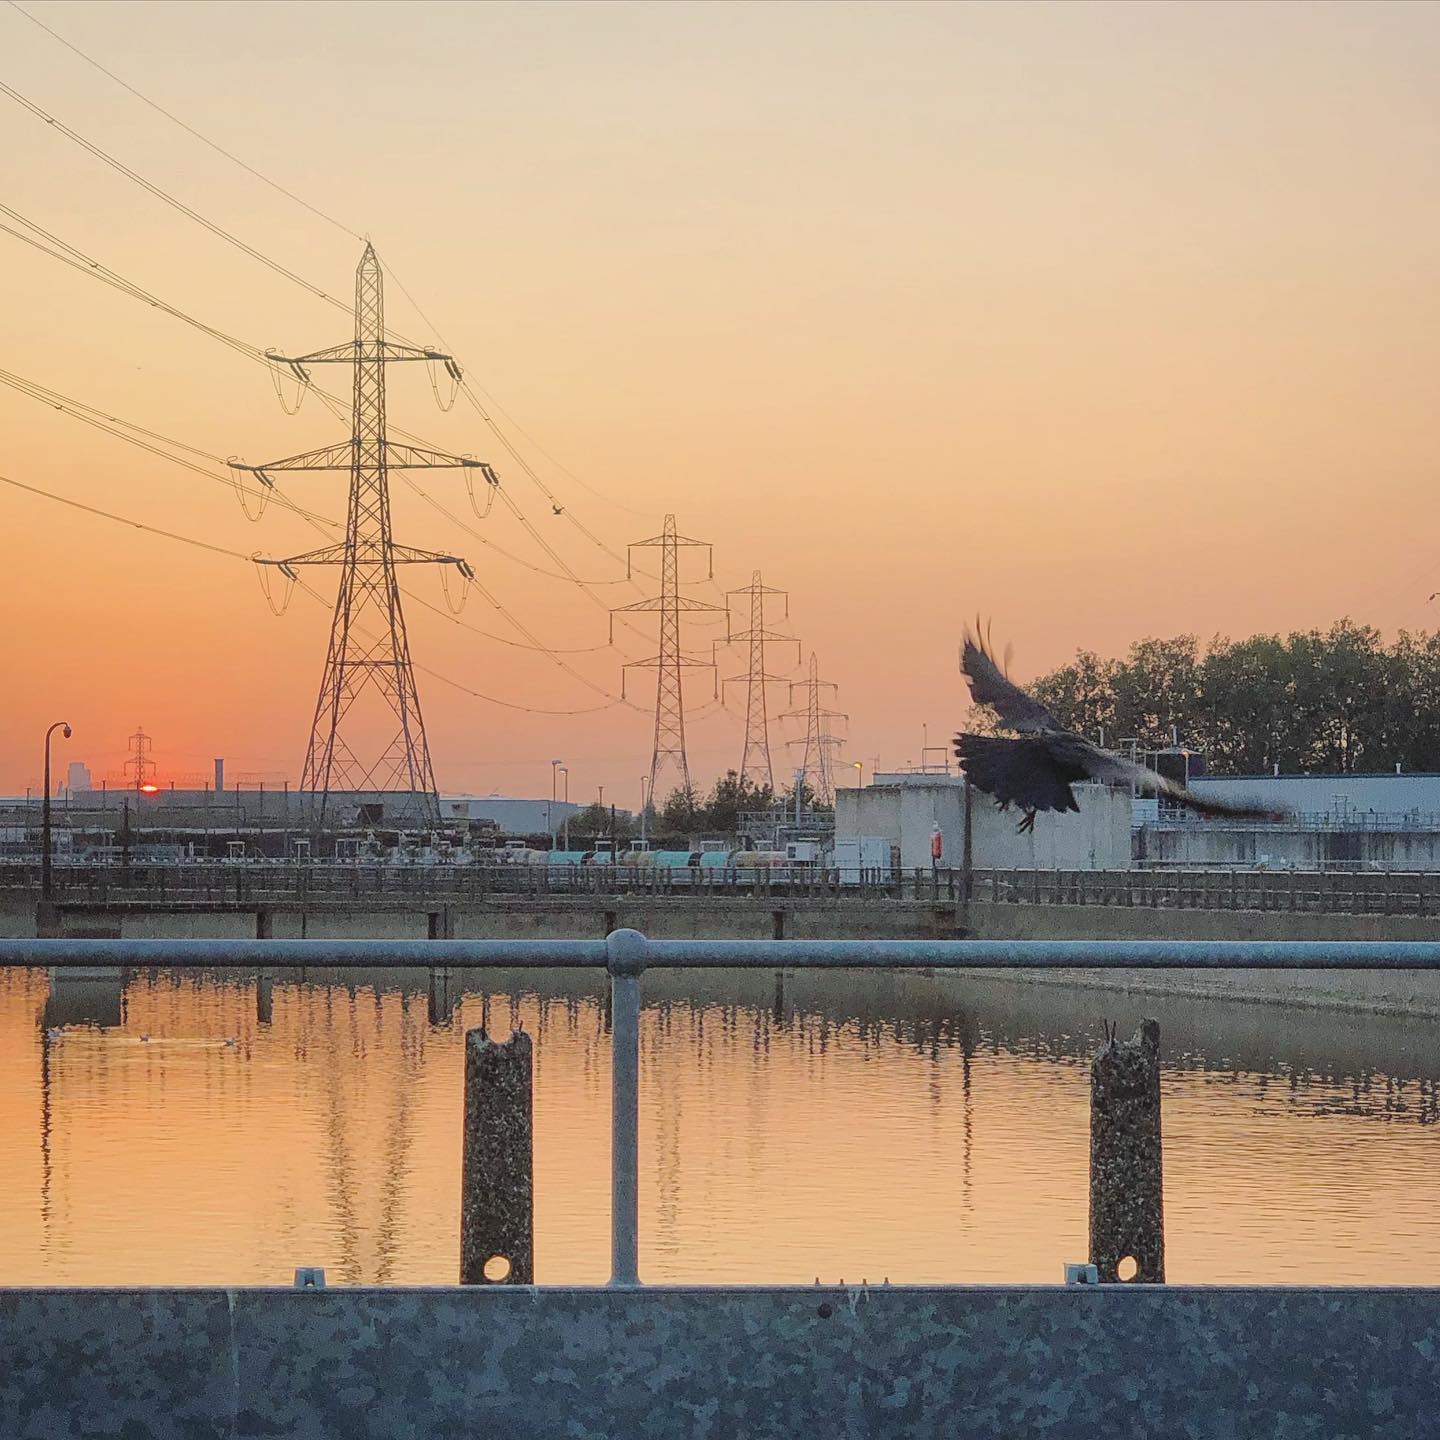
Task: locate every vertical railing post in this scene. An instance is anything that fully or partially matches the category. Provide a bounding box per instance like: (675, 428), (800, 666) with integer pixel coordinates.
(605, 927), (646, 1286)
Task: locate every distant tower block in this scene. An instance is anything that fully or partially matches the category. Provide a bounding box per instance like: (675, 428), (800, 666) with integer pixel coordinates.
(724, 571), (797, 792)
(611, 515), (724, 800)
(782, 653), (847, 805)
(235, 244), (486, 827)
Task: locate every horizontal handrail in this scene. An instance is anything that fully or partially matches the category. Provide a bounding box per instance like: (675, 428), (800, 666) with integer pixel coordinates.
(8, 935), (1440, 968)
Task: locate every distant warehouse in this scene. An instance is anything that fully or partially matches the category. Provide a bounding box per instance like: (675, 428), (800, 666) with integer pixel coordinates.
(1143, 771), (1440, 871)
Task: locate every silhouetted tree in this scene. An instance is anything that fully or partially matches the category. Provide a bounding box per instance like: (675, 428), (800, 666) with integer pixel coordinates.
(1029, 619), (1432, 775)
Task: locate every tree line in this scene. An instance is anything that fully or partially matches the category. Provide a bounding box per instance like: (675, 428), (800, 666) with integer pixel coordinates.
(567, 772), (828, 844)
(1024, 620), (1440, 775)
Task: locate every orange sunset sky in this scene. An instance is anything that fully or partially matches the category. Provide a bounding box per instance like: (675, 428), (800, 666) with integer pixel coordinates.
(5, 0), (1440, 803)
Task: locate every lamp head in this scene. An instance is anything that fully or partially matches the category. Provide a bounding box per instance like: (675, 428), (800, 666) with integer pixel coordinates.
(62, 725), (72, 740)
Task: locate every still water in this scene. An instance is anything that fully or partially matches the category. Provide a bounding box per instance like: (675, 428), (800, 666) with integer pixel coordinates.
(0, 964), (1436, 1287)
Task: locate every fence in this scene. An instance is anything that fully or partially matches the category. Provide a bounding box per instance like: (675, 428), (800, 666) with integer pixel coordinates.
(971, 866), (1440, 916)
(10, 861), (1440, 915)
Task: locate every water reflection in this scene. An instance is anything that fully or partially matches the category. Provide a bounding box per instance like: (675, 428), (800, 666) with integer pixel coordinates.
(0, 964), (1436, 1287)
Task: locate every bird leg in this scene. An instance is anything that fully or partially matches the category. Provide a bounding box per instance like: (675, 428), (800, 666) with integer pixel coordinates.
(1017, 811), (1037, 834)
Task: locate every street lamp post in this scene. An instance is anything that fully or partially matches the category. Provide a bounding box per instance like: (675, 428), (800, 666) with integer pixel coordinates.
(41, 721), (73, 910)
(550, 759), (562, 849)
(853, 760), (864, 788)
(560, 766), (570, 849)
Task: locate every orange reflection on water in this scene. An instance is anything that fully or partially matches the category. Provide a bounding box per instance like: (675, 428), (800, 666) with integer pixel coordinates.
(0, 967), (1436, 1287)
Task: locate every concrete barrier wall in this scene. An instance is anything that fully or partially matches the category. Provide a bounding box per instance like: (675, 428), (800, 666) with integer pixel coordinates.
(1, 1285), (1435, 1439)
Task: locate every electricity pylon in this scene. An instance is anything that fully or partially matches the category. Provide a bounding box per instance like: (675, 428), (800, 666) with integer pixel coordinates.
(125, 727), (155, 791)
(782, 653), (847, 806)
(721, 571), (797, 791)
(611, 514), (724, 802)
(235, 243), (483, 828)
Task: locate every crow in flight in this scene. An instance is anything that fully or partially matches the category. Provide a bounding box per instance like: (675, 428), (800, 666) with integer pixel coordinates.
(954, 626), (1288, 833)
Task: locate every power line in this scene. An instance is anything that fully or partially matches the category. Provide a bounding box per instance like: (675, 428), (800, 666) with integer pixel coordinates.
(0, 76), (349, 312)
(2, 144), (661, 633)
(0, 353), (634, 685)
(380, 259), (654, 521)
(6, 0), (364, 244)
(0, 53), (716, 716)
(0, 469), (251, 559)
(0, 365), (332, 526)
(0, 203), (638, 589)
(0, 465), (626, 718)
(0, 36), (658, 552)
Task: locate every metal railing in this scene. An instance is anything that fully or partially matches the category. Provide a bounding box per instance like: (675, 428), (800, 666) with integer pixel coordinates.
(13, 862), (1440, 912)
(0, 861), (910, 903)
(10, 931), (1440, 1286)
(974, 867), (1440, 913)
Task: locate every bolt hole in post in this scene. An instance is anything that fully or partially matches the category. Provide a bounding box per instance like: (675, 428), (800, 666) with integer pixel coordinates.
(1117, 1254), (1140, 1282)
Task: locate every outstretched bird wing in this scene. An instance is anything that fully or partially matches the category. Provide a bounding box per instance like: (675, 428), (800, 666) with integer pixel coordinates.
(960, 626), (1059, 734)
(1051, 733), (1287, 821)
(956, 730), (1287, 822)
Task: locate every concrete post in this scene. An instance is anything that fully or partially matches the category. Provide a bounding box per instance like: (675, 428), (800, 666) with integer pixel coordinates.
(1089, 1019), (1164, 1284)
(460, 1028), (534, 1285)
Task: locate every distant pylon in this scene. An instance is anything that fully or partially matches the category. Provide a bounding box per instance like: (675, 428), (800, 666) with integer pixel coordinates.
(722, 571), (797, 791)
(124, 727), (155, 791)
(235, 243), (486, 828)
(782, 653), (847, 805)
(611, 514), (724, 801)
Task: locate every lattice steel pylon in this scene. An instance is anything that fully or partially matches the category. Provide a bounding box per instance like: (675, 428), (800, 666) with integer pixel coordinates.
(611, 515), (724, 801)
(234, 243), (485, 828)
(782, 653), (847, 806)
(124, 727), (155, 791)
(721, 571), (797, 791)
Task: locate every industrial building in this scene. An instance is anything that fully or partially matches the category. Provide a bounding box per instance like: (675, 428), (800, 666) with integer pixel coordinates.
(1141, 772), (1440, 871)
(836, 772), (1132, 872)
(1, 784), (591, 862)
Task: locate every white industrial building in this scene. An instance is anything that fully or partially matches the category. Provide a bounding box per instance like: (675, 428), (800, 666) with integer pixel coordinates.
(835, 773), (1132, 872)
(1142, 772), (1440, 871)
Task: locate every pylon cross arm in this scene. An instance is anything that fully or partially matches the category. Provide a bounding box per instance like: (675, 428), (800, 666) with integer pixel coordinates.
(259, 542), (464, 571)
(231, 441), (354, 475)
(384, 444), (488, 471)
(388, 545), (472, 570)
(625, 654), (716, 671)
(268, 340), (454, 366)
(628, 532), (710, 549)
(233, 441), (488, 476)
